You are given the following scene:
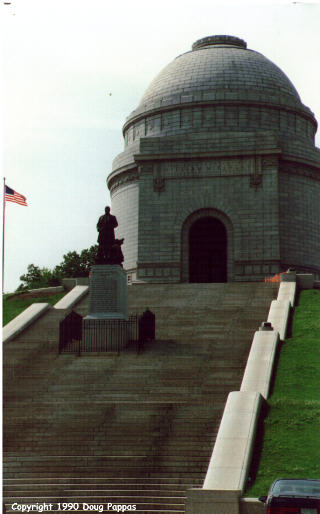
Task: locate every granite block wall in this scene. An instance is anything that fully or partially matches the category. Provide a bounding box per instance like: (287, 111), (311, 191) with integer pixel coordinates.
(135, 156), (281, 282)
(279, 167), (320, 277)
(111, 182), (139, 276)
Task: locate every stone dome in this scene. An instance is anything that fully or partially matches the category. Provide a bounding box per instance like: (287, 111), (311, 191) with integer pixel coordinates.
(109, 35), (320, 286)
(124, 35), (313, 127)
(113, 35), (318, 172)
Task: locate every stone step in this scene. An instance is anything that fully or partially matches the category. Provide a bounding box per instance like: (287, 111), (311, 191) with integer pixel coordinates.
(3, 478), (202, 489)
(3, 447), (204, 454)
(2, 464), (205, 473)
(3, 486), (189, 495)
(4, 472), (206, 479)
(3, 477), (202, 486)
(4, 425), (217, 435)
(3, 459), (208, 470)
(3, 282), (278, 510)
(3, 454), (209, 464)
(4, 446), (214, 455)
(3, 485), (195, 495)
(4, 437), (214, 447)
(4, 490), (187, 500)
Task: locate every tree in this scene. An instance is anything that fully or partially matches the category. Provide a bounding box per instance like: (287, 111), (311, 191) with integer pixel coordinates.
(17, 245), (98, 291)
(18, 264), (61, 290)
(55, 245), (97, 277)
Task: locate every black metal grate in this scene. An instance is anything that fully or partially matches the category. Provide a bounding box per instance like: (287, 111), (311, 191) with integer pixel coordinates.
(59, 311), (83, 354)
(59, 314), (139, 354)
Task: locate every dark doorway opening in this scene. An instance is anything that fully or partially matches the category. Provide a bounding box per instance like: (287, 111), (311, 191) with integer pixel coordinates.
(189, 217), (227, 283)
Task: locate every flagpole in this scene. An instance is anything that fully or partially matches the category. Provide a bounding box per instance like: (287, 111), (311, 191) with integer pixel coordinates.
(2, 177), (6, 294)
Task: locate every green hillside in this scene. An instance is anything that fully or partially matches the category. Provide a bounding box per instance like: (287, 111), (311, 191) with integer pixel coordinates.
(246, 289), (320, 497)
(2, 291), (66, 327)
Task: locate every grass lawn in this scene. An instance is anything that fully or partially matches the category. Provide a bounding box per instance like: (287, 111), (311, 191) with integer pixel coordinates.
(2, 290), (66, 326)
(246, 289), (320, 497)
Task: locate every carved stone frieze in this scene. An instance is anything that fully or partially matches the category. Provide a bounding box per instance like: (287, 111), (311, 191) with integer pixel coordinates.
(280, 160), (320, 181)
(153, 176), (165, 192)
(139, 163), (153, 175)
(250, 155), (263, 190)
(160, 157), (254, 179)
(109, 170), (139, 194)
(262, 155), (279, 168)
(153, 163), (165, 193)
(250, 174), (263, 189)
(146, 117), (155, 134)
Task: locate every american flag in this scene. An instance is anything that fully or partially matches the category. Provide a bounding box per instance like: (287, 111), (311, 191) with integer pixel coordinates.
(5, 185), (28, 206)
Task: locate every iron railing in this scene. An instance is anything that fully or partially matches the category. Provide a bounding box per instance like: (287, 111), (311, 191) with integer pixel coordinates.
(82, 316), (138, 353)
(59, 310), (155, 355)
(59, 314), (139, 354)
(59, 311), (83, 354)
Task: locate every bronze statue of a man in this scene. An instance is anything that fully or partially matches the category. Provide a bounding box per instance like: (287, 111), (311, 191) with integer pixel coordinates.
(96, 206), (124, 265)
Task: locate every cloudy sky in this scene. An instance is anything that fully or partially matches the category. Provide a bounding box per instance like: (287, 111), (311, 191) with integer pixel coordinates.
(1, 0), (320, 293)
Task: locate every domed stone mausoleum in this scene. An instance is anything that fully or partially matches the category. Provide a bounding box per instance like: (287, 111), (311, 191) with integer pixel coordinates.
(107, 35), (320, 283)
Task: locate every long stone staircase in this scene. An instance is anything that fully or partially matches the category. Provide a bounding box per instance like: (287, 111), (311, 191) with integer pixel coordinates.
(3, 283), (278, 512)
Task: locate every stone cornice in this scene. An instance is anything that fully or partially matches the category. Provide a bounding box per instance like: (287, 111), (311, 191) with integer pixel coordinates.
(137, 261), (180, 269)
(108, 168), (139, 194)
(108, 153), (280, 194)
(134, 148), (281, 161)
(280, 159), (320, 181)
(123, 99), (317, 135)
(107, 164), (137, 186)
(107, 151), (320, 194)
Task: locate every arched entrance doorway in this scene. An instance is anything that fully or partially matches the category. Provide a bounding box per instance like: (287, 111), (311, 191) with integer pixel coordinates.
(189, 217), (227, 283)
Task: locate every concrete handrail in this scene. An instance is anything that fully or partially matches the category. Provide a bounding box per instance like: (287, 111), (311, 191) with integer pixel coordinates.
(203, 391), (263, 492)
(267, 299), (291, 340)
(54, 285), (89, 310)
(28, 286), (64, 294)
(3, 286), (88, 344)
(240, 329), (279, 399)
(3, 303), (51, 344)
(277, 281), (296, 307)
(61, 277), (90, 291)
(186, 392), (263, 513)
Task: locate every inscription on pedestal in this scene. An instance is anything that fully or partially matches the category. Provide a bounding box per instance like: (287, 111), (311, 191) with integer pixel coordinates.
(90, 278), (117, 313)
(87, 265), (128, 320)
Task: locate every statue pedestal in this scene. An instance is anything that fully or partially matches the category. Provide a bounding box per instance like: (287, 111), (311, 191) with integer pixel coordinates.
(83, 265), (130, 351)
(86, 265), (128, 320)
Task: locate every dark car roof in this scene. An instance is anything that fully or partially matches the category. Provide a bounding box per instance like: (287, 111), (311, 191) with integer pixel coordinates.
(270, 478), (320, 498)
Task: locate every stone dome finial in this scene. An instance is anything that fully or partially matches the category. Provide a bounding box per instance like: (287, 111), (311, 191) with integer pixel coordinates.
(192, 35), (247, 51)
